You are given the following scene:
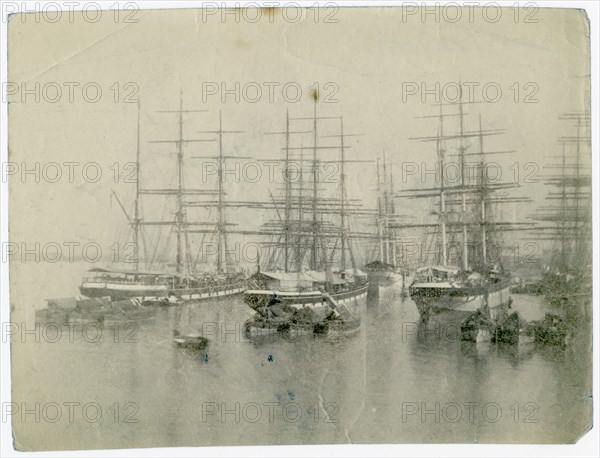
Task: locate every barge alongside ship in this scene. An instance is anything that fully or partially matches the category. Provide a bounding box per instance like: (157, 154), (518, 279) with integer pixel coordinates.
(243, 96), (369, 338)
(401, 96), (525, 326)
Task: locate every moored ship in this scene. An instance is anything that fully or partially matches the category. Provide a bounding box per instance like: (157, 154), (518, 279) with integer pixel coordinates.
(243, 96), (369, 338)
(363, 154), (408, 292)
(409, 265), (511, 322)
(401, 96), (525, 325)
(80, 268), (245, 302)
(530, 111), (591, 313)
(78, 100), (248, 303)
(244, 269), (368, 338)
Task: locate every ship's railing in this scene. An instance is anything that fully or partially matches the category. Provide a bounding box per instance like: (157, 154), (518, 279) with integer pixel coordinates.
(82, 276), (174, 286)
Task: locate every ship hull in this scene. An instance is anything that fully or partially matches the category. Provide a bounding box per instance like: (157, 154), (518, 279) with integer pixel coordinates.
(243, 283), (367, 340)
(244, 283), (368, 320)
(80, 282), (246, 302)
(409, 279), (511, 323)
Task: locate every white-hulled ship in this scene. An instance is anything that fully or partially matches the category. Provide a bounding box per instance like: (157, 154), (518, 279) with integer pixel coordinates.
(243, 95), (369, 338)
(80, 268), (245, 302)
(401, 96), (527, 324)
(79, 99), (247, 302)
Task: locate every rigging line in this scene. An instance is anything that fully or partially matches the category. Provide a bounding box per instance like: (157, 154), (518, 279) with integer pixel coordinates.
(138, 226), (156, 269)
(148, 199), (170, 268)
(193, 206), (213, 270)
(222, 219), (234, 273)
(272, 239), (285, 272)
(134, 196), (154, 264)
(152, 203), (174, 270)
(181, 152), (192, 276)
(138, 197), (148, 270)
(267, 234), (284, 270)
(327, 239), (340, 270)
(194, 219), (220, 273)
(347, 216), (359, 273)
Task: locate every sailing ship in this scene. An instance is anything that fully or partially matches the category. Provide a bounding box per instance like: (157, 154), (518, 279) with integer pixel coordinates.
(531, 111), (591, 311)
(400, 96), (525, 324)
(364, 154), (407, 289)
(79, 98), (246, 302)
(243, 95), (369, 338)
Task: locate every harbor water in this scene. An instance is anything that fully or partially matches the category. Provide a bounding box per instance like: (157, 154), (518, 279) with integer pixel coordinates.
(9, 263), (592, 450)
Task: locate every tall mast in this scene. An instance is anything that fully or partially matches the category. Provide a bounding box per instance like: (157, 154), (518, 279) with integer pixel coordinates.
(311, 94), (318, 270)
(404, 99), (524, 273)
(560, 142), (567, 270)
(382, 152), (390, 265)
(175, 90), (185, 275)
(478, 115), (487, 265)
(389, 160), (397, 268)
(192, 110), (245, 275)
(574, 115), (581, 234)
(376, 157), (384, 262)
(458, 85), (469, 271)
(149, 101), (217, 274)
(296, 141), (304, 271)
(340, 117), (347, 271)
(216, 111), (224, 274)
(284, 110), (291, 272)
(134, 101), (141, 271)
(437, 102), (448, 265)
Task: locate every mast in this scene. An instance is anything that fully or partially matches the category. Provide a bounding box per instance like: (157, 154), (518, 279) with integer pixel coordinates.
(376, 157), (384, 263)
(148, 100), (227, 274)
(311, 93), (319, 270)
(574, 115), (581, 236)
(296, 142), (304, 271)
(401, 100), (525, 274)
(478, 114), (487, 265)
(529, 112), (590, 278)
(134, 101), (141, 271)
(284, 110), (291, 272)
(382, 152), (390, 265)
(254, 106), (366, 274)
(389, 160), (397, 269)
(216, 111), (224, 274)
(340, 117), (347, 271)
(560, 142), (567, 270)
(437, 102), (448, 266)
(192, 112), (246, 275)
(458, 86), (469, 271)
(175, 90), (185, 274)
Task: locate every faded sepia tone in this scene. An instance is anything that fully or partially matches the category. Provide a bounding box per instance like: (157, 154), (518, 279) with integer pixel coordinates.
(6, 5), (592, 451)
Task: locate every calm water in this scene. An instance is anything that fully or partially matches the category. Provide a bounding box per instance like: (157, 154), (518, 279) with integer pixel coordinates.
(9, 263), (592, 450)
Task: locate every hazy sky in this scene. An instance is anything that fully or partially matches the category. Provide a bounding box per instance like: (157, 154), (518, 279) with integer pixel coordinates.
(8, 6), (590, 278)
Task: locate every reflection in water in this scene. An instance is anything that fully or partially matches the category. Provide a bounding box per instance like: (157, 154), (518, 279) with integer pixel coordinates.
(11, 280), (592, 449)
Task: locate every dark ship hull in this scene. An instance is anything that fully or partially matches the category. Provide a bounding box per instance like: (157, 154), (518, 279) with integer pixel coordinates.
(243, 276), (368, 339)
(410, 277), (512, 323)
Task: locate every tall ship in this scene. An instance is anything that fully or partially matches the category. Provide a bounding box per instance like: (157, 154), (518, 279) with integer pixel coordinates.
(364, 154), (408, 289)
(80, 98), (247, 302)
(531, 111), (591, 312)
(400, 96), (526, 324)
(243, 95), (369, 337)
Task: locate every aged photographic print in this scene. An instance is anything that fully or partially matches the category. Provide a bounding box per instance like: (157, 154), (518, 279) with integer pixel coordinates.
(1, 1), (596, 454)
